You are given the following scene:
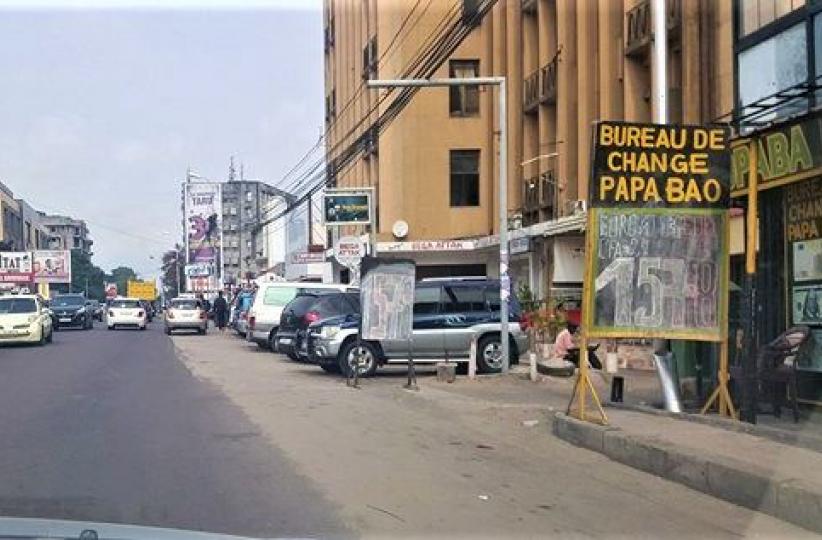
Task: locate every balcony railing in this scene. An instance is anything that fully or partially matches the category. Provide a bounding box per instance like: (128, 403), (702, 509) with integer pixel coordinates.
(523, 56), (558, 113)
(625, 0), (681, 57)
(520, 171), (556, 226)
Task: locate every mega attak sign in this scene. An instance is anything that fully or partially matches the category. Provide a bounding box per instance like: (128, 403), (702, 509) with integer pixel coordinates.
(584, 122), (731, 341)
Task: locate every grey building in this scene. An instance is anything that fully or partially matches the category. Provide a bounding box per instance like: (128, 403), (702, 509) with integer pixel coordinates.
(17, 199), (50, 250)
(221, 179), (293, 284)
(39, 213), (93, 255)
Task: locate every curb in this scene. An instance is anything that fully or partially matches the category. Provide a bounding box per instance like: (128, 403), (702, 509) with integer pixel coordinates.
(608, 402), (822, 454)
(552, 412), (822, 533)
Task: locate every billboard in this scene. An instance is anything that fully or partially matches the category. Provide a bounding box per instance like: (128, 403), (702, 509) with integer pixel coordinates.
(127, 280), (157, 301)
(184, 182), (223, 284)
(359, 257), (415, 341)
(185, 262), (215, 277)
(0, 252), (33, 283)
(583, 122), (731, 341)
(323, 191), (370, 225)
(32, 250), (71, 283)
(105, 282), (118, 299)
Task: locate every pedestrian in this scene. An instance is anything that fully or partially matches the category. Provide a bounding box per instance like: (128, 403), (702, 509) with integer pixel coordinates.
(213, 291), (229, 332)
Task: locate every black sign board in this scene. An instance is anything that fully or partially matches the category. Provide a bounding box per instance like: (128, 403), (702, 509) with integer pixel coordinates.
(584, 122), (731, 341)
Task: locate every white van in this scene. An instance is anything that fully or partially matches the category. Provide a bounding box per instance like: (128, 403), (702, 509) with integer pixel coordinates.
(246, 281), (356, 350)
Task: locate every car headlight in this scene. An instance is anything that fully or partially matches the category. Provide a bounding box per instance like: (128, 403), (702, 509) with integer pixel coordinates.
(319, 325), (341, 339)
(76, 307), (85, 314)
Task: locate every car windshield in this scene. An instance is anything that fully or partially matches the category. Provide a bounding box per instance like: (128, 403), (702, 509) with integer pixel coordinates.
(0, 298), (37, 314)
(110, 300), (140, 309)
(52, 296), (84, 307)
(171, 300), (199, 310)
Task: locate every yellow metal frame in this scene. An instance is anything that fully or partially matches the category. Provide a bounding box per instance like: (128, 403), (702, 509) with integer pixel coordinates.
(702, 140), (758, 419)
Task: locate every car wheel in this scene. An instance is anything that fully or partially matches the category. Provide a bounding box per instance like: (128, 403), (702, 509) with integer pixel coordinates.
(476, 335), (514, 374)
(140, 325), (147, 331)
(268, 331), (278, 352)
(46, 327), (53, 343)
(37, 326), (46, 346)
(339, 340), (379, 378)
(108, 325), (115, 331)
(165, 327), (172, 335)
(286, 350), (300, 361)
(198, 328), (206, 335)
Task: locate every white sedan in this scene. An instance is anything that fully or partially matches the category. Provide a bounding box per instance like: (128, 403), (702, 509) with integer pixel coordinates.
(0, 294), (53, 345)
(107, 297), (148, 330)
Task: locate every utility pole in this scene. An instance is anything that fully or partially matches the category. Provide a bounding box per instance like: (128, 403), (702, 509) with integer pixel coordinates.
(367, 77), (510, 372)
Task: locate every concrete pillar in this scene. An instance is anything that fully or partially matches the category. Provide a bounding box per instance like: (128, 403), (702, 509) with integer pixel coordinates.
(576, 1), (598, 204)
(556, 0), (578, 212)
(506, 0), (524, 214)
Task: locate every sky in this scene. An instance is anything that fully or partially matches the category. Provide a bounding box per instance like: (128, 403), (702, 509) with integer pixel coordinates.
(0, 1), (323, 278)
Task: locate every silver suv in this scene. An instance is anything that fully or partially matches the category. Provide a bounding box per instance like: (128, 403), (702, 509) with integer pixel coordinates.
(307, 278), (528, 376)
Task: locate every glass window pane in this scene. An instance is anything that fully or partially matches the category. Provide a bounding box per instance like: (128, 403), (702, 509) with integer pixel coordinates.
(413, 286), (440, 315)
(443, 286), (485, 312)
(262, 286), (297, 306)
(738, 23), (807, 122)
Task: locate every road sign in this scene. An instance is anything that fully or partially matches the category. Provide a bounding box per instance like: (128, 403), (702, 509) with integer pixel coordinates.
(334, 236), (365, 267)
(323, 191), (370, 225)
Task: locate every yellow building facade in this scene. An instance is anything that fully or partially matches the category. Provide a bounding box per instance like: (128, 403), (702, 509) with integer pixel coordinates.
(324, 0), (733, 293)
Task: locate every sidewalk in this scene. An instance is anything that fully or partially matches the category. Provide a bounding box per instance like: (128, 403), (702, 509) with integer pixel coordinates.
(553, 406), (822, 533)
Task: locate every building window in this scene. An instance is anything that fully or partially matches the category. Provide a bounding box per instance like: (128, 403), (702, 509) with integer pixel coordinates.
(738, 22), (808, 122)
(450, 149), (480, 207)
(449, 60), (480, 116)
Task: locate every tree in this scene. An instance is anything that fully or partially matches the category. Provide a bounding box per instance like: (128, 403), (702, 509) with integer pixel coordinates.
(108, 266), (138, 298)
(161, 245), (185, 298)
(70, 250), (106, 300)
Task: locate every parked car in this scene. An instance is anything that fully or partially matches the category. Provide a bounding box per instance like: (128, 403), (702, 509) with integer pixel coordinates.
(107, 297), (147, 330)
(51, 293), (94, 330)
(307, 278), (528, 377)
(0, 294), (53, 346)
(164, 297), (207, 335)
(231, 291), (255, 337)
(276, 291), (360, 361)
(246, 281), (357, 350)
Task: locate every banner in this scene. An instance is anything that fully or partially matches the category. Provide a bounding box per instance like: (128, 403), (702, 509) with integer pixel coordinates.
(185, 182), (223, 275)
(584, 122), (731, 341)
(359, 257), (415, 341)
(127, 280), (157, 301)
(185, 262), (215, 277)
(0, 252), (33, 283)
(105, 282), (118, 299)
(32, 250), (71, 283)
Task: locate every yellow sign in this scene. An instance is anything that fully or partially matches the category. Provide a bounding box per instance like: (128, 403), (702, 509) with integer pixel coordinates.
(127, 280), (156, 301)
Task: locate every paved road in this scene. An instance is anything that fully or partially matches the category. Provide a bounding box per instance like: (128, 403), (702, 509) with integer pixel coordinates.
(0, 322), (348, 538)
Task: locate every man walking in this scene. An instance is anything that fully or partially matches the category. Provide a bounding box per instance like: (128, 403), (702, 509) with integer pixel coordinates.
(213, 291), (229, 332)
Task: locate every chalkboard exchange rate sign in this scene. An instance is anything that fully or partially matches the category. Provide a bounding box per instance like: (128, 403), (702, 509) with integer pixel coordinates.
(584, 122), (731, 341)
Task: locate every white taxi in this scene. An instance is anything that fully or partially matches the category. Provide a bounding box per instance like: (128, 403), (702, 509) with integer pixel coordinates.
(0, 294), (53, 345)
(107, 297), (148, 330)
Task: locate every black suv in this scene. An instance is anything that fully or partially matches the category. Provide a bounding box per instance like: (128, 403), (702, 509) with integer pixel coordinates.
(275, 291), (360, 361)
(51, 294), (94, 330)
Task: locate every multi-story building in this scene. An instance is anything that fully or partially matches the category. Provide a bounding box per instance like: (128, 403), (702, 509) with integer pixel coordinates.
(17, 198), (50, 250)
(323, 0), (732, 297)
(0, 181), (23, 250)
(220, 179), (293, 284)
(39, 213), (93, 255)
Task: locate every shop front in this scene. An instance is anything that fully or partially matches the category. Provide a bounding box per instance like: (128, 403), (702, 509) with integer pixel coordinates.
(731, 110), (822, 402)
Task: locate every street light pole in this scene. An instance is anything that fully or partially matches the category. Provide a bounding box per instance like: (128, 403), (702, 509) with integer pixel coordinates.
(367, 77), (510, 372)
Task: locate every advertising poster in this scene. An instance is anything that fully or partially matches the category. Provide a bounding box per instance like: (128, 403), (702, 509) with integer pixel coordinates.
(105, 282), (118, 299)
(0, 251), (33, 283)
(323, 191), (370, 225)
(185, 182), (223, 274)
(359, 257), (415, 341)
(584, 122), (731, 341)
(32, 250), (71, 283)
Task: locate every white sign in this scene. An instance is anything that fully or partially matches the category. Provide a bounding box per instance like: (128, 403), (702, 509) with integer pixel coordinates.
(185, 262), (214, 277)
(33, 250), (72, 283)
(380, 240), (476, 253)
(0, 252), (33, 282)
(334, 236), (365, 267)
(289, 251), (326, 265)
